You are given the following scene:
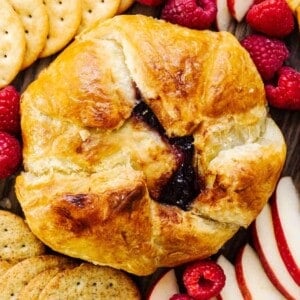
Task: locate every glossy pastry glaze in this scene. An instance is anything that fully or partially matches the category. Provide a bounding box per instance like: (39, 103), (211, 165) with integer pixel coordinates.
(16, 15), (286, 275)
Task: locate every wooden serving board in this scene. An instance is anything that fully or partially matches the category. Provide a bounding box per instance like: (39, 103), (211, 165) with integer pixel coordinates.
(0, 3), (299, 297)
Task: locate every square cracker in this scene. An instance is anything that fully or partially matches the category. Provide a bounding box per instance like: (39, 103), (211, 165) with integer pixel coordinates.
(39, 0), (82, 58)
(0, 0), (25, 88)
(77, 0), (121, 33)
(8, 0), (49, 69)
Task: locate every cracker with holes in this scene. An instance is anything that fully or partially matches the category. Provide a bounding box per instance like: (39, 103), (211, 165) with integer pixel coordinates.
(0, 260), (14, 274)
(8, 0), (49, 69)
(39, 0), (82, 58)
(0, 0), (25, 88)
(0, 210), (45, 262)
(18, 265), (77, 299)
(39, 263), (141, 299)
(77, 0), (121, 33)
(0, 255), (77, 299)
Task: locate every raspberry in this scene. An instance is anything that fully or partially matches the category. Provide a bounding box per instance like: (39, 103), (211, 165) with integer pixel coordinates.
(182, 260), (226, 300)
(240, 34), (289, 81)
(161, 0), (217, 30)
(265, 66), (300, 110)
(0, 131), (22, 179)
(0, 85), (21, 135)
(136, 0), (165, 6)
(170, 294), (194, 300)
(246, 0), (295, 38)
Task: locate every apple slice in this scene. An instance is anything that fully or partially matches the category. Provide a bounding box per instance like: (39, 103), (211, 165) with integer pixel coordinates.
(252, 204), (300, 299)
(146, 268), (179, 300)
(235, 244), (283, 299)
(216, 255), (243, 300)
(216, 0), (235, 31)
(271, 176), (300, 285)
(227, 0), (255, 22)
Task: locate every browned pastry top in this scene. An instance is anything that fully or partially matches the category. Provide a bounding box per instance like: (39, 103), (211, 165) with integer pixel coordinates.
(16, 15), (286, 275)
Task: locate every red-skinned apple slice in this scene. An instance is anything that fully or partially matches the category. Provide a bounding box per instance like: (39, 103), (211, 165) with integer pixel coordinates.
(271, 176), (300, 285)
(146, 268), (179, 300)
(227, 0), (255, 22)
(216, 255), (243, 300)
(235, 244), (283, 299)
(252, 204), (300, 299)
(216, 0), (235, 31)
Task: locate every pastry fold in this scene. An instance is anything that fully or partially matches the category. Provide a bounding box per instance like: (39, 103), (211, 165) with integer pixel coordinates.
(16, 15), (286, 275)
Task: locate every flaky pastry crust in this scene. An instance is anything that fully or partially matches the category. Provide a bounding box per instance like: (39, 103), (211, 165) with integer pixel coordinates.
(16, 15), (286, 275)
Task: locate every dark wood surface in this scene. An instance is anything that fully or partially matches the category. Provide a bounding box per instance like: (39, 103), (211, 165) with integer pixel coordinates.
(0, 3), (299, 297)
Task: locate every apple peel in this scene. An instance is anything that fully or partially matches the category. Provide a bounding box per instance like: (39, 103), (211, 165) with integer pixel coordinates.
(271, 176), (300, 285)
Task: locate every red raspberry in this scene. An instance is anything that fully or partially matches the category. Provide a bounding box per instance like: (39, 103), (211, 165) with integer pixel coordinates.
(0, 131), (22, 179)
(246, 0), (295, 38)
(161, 0), (217, 30)
(170, 294), (194, 300)
(182, 260), (225, 300)
(265, 66), (300, 110)
(240, 34), (289, 81)
(136, 0), (165, 6)
(0, 85), (21, 135)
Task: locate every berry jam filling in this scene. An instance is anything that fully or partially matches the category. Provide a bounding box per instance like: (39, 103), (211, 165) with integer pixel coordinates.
(133, 101), (201, 210)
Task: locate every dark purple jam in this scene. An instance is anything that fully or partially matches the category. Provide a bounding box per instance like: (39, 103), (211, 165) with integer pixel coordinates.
(133, 101), (201, 210)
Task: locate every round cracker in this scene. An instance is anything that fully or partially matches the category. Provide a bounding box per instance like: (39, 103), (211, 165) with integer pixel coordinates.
(117, 0), (135, 14)
(40, 263), (140, 299)
(18, 268), (60, 300)
(8, 0), (49, 69)
(77, 0), (121, 33)
(18, 264), (77, 300)
(0, 259), (14, 274)
(0, 0), (25, 88)
(0, 210), (46, 262)
(39, 0), (82, 58)
(0, 255), (76, 299)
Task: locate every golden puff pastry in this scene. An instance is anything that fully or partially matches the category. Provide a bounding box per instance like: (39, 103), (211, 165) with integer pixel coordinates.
(16, 15), (286, 276)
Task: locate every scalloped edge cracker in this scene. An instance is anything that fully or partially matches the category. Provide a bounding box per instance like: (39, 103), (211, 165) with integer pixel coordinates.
(77, 0), (121, 33)
(0, 0), (25, 88)
(8, 0), (49, 69)
(39, 0), (82, 58)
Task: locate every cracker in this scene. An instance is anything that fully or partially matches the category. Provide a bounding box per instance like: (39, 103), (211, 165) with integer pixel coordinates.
(0, 260), (14, 274)
(116, 0), (135, 14)
(18, 264), (77, 300)
(40, 263), (141, 299)
(286, 0), (300, 11)
(8, 0), (49, 69)
(0, 210), (46, 262)
(77, 0), (121, 33)
(0, 0), (25, 88)
(0, 255), (76, 299)
(39, 0), (82, 58)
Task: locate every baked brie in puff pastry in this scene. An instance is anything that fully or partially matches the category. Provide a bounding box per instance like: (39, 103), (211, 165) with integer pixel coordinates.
(16, 15), (286, 275)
